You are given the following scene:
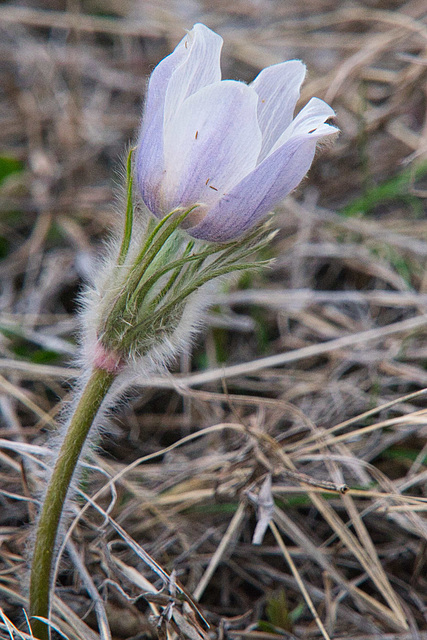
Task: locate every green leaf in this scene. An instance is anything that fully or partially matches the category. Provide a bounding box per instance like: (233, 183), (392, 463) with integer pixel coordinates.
(341, 161), (427, 217)
(382, 447), (425, 463)
(0, 156), (23, 185)
(289, 602), (305, 624)
(117, 147), (135, 266)
(0, 236), (9, 258)
(257, 620), (283, 634)
(266, 590), (292, 632)
(30, 349), (61, 364)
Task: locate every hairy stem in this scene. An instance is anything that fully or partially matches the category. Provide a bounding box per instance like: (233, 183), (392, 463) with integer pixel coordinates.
(29, 367), (116, 640)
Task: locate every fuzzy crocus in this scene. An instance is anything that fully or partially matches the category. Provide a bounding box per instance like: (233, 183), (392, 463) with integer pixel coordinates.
(136, 23), (338, 243)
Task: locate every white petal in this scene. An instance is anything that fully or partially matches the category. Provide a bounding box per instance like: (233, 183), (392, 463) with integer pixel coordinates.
(136, 24), (223, 217)
(251, 60), (306, 161)
(270, 97), (336, 155)
(160, 80), (262, 213)
(189, 112), (338, 242)
(142, 34), (188, 135)
(136, 119), (165, 216)
(164, 24), (223, 125)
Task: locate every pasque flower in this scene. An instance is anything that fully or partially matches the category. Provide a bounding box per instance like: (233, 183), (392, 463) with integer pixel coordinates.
(136, 23), (338, 243)
(29, 25), (340, 640)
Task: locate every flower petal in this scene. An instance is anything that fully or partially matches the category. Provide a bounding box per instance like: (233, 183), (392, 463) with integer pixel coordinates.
(188, 102), (338, 242)
(251, 60), (306, 162)
(164, 24), (223, 125)
(270, 97), (336, 154)
(136, 24), (223, 216)
(136, 40), (188, 215)
(136, 112), (165, 215)
(159, 80), (262, 214)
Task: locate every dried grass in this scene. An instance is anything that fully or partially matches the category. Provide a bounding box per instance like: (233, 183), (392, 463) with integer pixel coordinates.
(1, 0), (427, 638)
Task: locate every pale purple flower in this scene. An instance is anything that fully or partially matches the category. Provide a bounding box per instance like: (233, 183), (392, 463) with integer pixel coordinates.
(136, 23), (338, 243)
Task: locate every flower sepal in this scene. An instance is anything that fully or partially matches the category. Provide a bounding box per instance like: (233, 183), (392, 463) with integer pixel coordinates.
(93, 202), (275, 369)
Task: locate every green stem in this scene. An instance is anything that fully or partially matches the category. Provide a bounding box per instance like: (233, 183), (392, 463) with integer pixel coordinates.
(29, 367), (116, 640)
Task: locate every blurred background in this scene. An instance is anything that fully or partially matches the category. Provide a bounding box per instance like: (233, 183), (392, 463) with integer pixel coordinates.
(1, 1), (427, 639)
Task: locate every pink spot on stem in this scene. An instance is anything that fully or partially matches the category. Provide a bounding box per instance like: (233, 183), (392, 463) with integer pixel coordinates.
(93, 342), (124, 374)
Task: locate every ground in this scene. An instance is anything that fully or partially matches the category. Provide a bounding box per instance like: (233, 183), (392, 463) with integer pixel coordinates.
(0, 1), (427, 639)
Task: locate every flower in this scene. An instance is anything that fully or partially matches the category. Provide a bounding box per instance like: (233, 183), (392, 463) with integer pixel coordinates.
(136, 23), (338, 243)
